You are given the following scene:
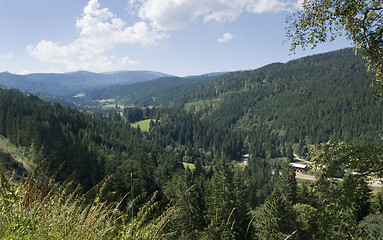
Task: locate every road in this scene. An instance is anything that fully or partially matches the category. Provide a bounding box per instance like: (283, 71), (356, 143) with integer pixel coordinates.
(295, 172), (316, 181)
(293, 154), (382, 187)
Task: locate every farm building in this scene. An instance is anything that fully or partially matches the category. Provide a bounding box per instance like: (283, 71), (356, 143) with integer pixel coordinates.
(289, 162), (308, 172)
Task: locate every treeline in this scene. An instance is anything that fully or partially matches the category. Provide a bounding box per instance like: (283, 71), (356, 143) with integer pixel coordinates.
(121, 106), (243, 160)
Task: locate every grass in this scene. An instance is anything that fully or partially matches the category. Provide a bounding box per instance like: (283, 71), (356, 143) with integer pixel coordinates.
(130, 119), (154, 132)
(0, 136), (36, 170)
(0, 169), (172, 239)
(0, 151), (28, 179)
(0, 172), (114, 239)
(73, 93), (85, 98)
(96, 99), (115, 103)
(183, 162), (195, 171)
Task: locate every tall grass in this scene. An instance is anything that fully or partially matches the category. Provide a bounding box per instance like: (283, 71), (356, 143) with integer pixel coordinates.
(0, 166), (172, 240)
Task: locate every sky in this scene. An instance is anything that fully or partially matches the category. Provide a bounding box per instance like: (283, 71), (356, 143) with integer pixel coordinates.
(0, 0), (352, 76)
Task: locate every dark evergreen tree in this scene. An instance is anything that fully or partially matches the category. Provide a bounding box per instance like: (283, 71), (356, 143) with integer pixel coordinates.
(254, 192), (296, 240)
(273, 164), (297, 204)
(205, 155), (250, 240)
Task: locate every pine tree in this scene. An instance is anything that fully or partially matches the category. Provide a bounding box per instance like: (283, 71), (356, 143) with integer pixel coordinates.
(205, 155), (249, 239)
(273, 164), (297, 204)
(164, 169), (206, 238)
(254, 192), (296, 239)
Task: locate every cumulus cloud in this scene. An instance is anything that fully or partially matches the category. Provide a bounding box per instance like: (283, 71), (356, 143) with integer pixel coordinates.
(218, 33), (233, 43)
(121, 56), (139, 66)
(27, 0), (167, 72)
(294, 0), (304, 10)
(139, 0), (209, 31)
(246, 0), (288, 13)
(138, 0), (300, 31)
(27, 0), (301, 72)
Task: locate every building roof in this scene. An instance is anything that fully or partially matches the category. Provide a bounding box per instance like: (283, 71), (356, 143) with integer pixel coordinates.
(289, 163), (307, 169)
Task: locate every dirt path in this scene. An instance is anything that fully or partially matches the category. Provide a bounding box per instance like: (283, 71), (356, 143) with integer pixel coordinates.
(0, 139), (33, 174)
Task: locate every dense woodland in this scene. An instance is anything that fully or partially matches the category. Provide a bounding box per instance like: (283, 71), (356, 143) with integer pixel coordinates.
(88, 49), (383, 145)
(83, 74), (222, 108)
(1, 49), (383, 239)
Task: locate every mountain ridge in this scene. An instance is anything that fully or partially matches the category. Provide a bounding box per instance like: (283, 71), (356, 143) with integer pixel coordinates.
(74, 48), (383, 148)
(0, 70), (173, 97)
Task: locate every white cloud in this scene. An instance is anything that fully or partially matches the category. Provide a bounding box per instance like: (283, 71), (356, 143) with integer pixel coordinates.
(294, 0), (304, 10)
(0, 53), (14, 59)
(27, 0), (167, 72)
(137, 0), (300, 31)
(138, 0), (241, 31)
(246, 0), (288, 13)
(27, 0), (301, 72)
(218, 33), (233, 43)
(121, 56), (139, 66)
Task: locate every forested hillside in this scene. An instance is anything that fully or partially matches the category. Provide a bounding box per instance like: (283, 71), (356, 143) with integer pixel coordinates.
(0, 88), (246, 185)
(83, 49), (383, 150)
(0, 88), (254, 238)
(187, 49), (380, 139)
(81, 73), (222, 108)
(182, 49), (383, 160)
(1, 48), (383, 239)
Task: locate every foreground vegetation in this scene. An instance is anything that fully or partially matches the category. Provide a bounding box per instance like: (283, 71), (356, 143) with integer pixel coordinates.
(0, 168), (173, 240)
(2, 157), (383, 239)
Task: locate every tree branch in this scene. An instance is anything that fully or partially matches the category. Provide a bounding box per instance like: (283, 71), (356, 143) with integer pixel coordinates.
(369, 3), (383, 11)
(353, 166), (383, 178)
(284, 230), (298, 240)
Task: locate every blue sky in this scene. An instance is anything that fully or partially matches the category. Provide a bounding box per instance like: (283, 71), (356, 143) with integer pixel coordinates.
(0, 0), (351, 76)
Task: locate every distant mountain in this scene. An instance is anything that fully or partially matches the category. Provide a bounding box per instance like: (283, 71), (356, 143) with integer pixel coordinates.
(84, 48), (383, 146)
(184, 72), (227, 78)
(0, 72), (30, 90)
(0, 70), (172, 97)
(81, 73), (225, 107)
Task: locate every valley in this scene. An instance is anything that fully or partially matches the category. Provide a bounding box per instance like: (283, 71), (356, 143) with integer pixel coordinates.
(1, 48), (383, 239)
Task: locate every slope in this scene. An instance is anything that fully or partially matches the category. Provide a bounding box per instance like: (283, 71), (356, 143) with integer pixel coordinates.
(74, 48), (383, 149)
(186, 48), (383, 148)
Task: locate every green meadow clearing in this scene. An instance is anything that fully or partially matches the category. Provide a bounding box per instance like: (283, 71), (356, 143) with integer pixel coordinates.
(130, 119), (153, 132)
(182, 162), (195, 171)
